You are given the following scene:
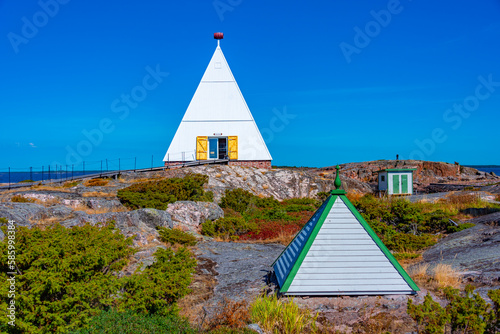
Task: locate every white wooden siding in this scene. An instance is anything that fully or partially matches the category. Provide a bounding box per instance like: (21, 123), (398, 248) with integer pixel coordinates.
(286, 197), (413, 295)
(273, 199), (329, 288)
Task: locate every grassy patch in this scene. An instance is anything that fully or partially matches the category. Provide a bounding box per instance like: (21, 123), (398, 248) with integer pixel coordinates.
(11, 195), (35, 203)
(83, 178), (109, 187)
(250, 294), (318, 334)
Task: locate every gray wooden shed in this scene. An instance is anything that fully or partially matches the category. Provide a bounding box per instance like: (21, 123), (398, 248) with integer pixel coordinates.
(272, 166), (419, 296)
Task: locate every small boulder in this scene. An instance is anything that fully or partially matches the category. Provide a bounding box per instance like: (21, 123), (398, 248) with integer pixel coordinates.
(166, 201), (223, 232)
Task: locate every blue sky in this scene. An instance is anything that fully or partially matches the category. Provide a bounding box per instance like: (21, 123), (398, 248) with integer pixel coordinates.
(1, 0), (499, 170)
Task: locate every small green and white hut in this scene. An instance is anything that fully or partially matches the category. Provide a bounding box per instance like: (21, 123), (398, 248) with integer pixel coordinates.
(272, 166), (419, 296)
(377, 168), (416, 195)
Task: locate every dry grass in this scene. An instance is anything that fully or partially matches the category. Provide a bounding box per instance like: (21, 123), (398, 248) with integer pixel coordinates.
(204, 297), (250, 331)
(433, 263), (461, 289)
(72, 205), (128, 215)
(238, 230), (297, 246)
(496, 194), (500, 202)
(215, 174), (222, 178)
(407, 263), (430, 282)
(32, 185), (72, 192)
(407, 262), (462, 291)
(30, 216), (61, 227)
(11, 195), (35, 203)
(346, 190), (364, 202)
(32, 198), (61, 207)
(81, 191), (116, 198)
(262, 184), (269, 190)
(83, 178), (109, 187)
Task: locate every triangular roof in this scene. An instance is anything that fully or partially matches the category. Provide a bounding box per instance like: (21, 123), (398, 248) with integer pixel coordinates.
(273, 167), (419, 295)
(163, 43), (272, 162)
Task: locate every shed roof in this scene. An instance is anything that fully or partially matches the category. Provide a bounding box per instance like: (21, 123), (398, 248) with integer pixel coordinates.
(376, 168), (417, 173)
(272, 166), (419, 295)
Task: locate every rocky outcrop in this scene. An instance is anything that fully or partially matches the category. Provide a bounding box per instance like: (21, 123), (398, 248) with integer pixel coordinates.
(59, 208), (173, 246)
(328, 160), (499, 193)
(167, 201), (224, 232)
(160, 165), (374, 201)
(422, 212), (500, 284)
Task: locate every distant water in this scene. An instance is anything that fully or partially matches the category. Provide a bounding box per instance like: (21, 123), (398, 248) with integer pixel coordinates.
(0, 171), (102, 184)
(465, 166), (500, 176)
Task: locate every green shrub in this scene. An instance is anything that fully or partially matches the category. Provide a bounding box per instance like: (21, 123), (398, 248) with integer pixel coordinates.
(18, 179), (34, 183)
(444, 285), (491, 334)
(447, 223), (475, 233)
(0, 222), (197, 333)
(384, 232), (437, 253)
(407, 285), (500, 334)
(254, 196), (280, 209)
(201, 217), (257, 238)
(219, 188), (255, 214)
(281, 198), (321, 208)
(259, 208), (297, 222)
(11, 195), (35, 203)
(0, 223), (134, 333)
(158, 227), (197, 246)
(250, 294), (318, 334)
(316, 191), (330, 202)
(117, 174), (213, 210)
(71, 309), (195, 334)
(119, 246), (196, 316)
(283, 204), (316, 212)
(408, 293), (448, 334)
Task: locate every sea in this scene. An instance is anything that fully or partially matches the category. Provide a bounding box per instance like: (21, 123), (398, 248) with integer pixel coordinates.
(465, 166), (500, 176)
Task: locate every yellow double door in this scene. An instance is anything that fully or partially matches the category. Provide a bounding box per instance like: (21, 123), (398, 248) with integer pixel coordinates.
(196, 136), (237, 160)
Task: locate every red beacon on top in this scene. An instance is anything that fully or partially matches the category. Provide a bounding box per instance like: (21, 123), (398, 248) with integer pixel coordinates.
(214, 32), (224, 40)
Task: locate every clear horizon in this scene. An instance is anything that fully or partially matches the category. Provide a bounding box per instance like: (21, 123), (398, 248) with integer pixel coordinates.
(1, 0), (499, 169)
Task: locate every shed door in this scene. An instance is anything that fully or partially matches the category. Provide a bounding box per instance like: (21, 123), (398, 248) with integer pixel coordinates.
(401, 175), (408, 194)
(196, 136), (208, 160)
(228, 136), (238, 160)
(392, 175), (400, 194)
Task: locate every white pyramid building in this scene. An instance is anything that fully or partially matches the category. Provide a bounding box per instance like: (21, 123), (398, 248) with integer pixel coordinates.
(273, 166), (419, 296)
(163, 34), (272, 169)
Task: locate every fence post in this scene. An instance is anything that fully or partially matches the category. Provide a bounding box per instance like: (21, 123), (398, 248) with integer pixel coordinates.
(119, 158), (121, 173)
(8, 167), (10, 190)
(65, 165), (68, 181)
(134, 157), (136, 172)
(106, 159), (108, 172)
(42, 166), (44, 182)
(151, 155), (153, 171)
(100, 160), (103, 177)
(48, 165), (51, 181)
(72, 165), (74, 180)
(30, 167), (32, 181)
(83, 161), (85, 176)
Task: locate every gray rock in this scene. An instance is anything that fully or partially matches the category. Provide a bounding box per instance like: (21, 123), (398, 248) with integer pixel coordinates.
(247, 323), (264, 334)
(196, 241), (285, 304)
(167, 201), (223, 232)
(60, 208), (172, 246)
(0, 228), (4, 241)
(422, 212), (500, 283)
(0, 203), (45, 227)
